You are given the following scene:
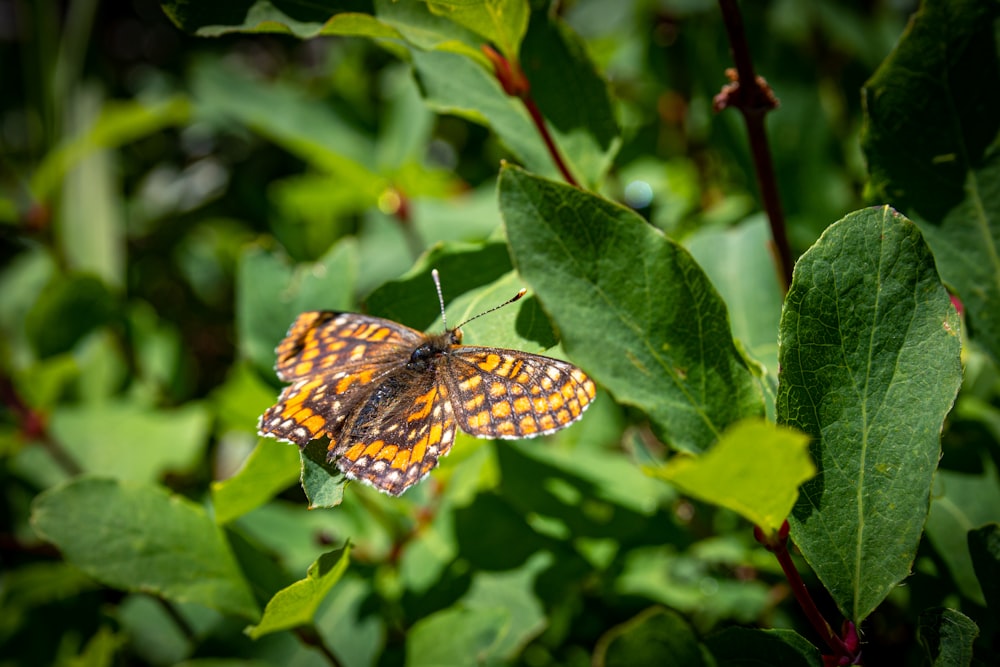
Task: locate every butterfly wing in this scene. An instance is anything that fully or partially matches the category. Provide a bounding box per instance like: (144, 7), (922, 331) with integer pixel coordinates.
(258, 312), (423, 445)
(443, 346), (596, 439)
(331, 369), (458, 496)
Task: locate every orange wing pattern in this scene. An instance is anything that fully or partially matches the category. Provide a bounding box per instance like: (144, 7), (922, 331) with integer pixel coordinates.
(443, 347), (596, 439)
(258, 309), (596, 496)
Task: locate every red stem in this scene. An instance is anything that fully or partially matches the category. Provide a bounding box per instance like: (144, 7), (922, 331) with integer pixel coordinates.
(482, 45), (580, 188)
(521, 97), (579, 187)
(715, 0), (793, 292)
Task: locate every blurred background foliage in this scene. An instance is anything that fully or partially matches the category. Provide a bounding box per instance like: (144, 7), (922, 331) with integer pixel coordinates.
(3, 0), (982, 666)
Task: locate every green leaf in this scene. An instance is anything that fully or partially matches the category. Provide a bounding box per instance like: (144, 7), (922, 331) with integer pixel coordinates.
(368, 249), (560, 353)
(520, 12), (620, 187)
(25, 273), (118, 359)
(593, 606), (708, 667)
(861, 0), (1000, 363)
(57, 87), (127, 290)
(375, 0), (488, 63)
(426, 0), (529, 59)
(31, 478), (259, 618)
(236, 239), (357, 377)
(499, 165), (763, 453)
(917, 608), (979, 667)
(164, 1), (401, 39)
(412, 49), (555, 176)
(405, 606), (508, 667)
(245, 544), (351, 639)
(301, 439), (347, 509)
(705, 627), (823, 667)
(777, 206), (963, 622)
(51, 402), (210, 483)
(459, 551), (549, 660)
(364, 240), (514, 329)
(926, 465), (1000, 605)
(685, 215), (783, 379)
(652, 419), (815, 534)
(30, 95), (190, 202)
(64, 626), (126, 667)
(969, 524), (1000, 613)
(211, 438), (301, 525)
(192, 60), (386, 195)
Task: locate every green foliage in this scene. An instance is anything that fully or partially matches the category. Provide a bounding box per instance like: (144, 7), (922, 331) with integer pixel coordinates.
(3, 0), (999, 666)
(777, 206), (963, 622)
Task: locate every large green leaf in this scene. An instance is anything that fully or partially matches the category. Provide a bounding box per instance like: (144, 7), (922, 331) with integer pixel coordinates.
(499, 166), (763, 453)
(777, 206), (962, 622)
(51, 402), (210, 483)
(31, 478), (259, 618)
(861, 0), (1000, 363)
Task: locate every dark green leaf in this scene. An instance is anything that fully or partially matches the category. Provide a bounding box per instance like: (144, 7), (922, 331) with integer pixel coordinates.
(25, 274), (117, 359)
(861, 0), (1000, 363)
(31, 478), (259, 618)
(777, 206), (963, 622)
(926, 466), (1000, 605)
(500, 165), (763, 452)
(520, 12), (619, 187)
(594, 606), (707, 667)
(705, 627), (822, 667)
(969, 523), (1000, 613)
(917, 607), (979, 667)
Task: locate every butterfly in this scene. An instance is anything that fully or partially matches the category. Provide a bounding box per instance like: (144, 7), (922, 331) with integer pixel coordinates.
(258, 270), (596, 496)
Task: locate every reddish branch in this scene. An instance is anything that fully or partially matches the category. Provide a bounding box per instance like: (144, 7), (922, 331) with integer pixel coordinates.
(0, 374), (82, 476)
(756, 523), (862, 665)
(482, 45), (580, 188)
(714, 0), (793, 292)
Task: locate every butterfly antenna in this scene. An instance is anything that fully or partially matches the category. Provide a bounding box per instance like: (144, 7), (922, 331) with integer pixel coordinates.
(432, 269), (449, 330)
(432, 269), (528, 331)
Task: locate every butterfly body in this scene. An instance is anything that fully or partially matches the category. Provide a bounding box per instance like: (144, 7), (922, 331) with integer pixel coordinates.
(258, 308), (595, 496)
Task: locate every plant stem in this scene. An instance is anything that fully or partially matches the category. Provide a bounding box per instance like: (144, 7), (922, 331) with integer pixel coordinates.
(481, 45), (580, 188)
(521, 96), (580, 187)
(0, 375), (82, 476)
(715, 0), (793, 292)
